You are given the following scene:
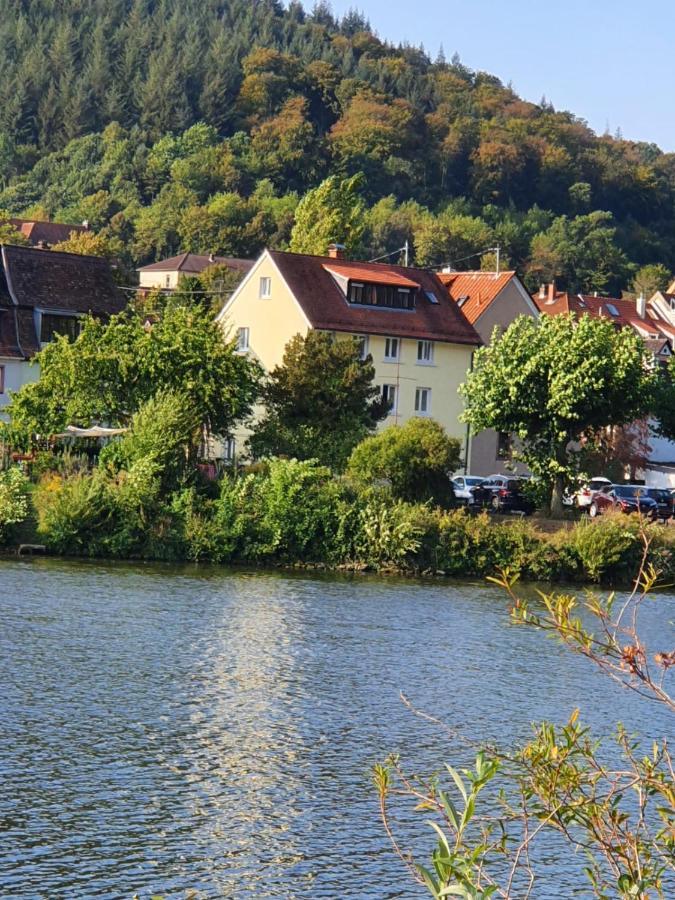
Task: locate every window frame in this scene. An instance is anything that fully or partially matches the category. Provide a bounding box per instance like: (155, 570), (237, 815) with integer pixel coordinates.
(236, 326), (250, 352)
(384, 337), (400, 362)
(416, 340), (434, 365)
(382, 383), (398, 414)
(39, 311), (82, 345)
(415, 386), (431, 415)
(259, 276), (272, 299)
(355, 334), (369, 360)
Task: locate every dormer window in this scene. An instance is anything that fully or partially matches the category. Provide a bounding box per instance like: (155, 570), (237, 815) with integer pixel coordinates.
(346, 281), (416, 309)
(40, 312), (81, 344)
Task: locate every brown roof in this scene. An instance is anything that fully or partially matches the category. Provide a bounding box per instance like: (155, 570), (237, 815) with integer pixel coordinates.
(9, 218), (86, 247)
(0, 245), (126, 358)
(138, 252), (254, 275)
(268, 250), (480, 345)
(438, 270), (520, 324)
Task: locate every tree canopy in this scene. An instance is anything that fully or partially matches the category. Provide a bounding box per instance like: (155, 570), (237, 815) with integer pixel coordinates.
(5, 302), (261, 445)
(461, 314), (656, 515)
(248, 331), (387, 470)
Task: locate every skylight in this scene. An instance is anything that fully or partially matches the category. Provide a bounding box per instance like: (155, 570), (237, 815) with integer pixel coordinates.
(606, 303), (619, 316)
(425, 291), (439, 304)
(457, 295), (469, 308)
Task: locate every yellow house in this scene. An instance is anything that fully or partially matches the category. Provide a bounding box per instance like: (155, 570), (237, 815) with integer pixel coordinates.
(216, 247), (480, 461)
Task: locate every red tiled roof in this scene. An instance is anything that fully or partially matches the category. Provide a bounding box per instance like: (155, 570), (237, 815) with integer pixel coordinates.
(323, 262), (420, 288)
(138, 252), (253, 274)
(0, 245), (126, 358)
(9, 218), (86, 247)
(438, 270), (519, 324)
(534, 291), (673, 342)
(268, 250), (480, 346)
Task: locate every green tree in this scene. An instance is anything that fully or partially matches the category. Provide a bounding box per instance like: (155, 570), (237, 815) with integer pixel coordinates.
(6, 304), (261, 444)
(289, 173), (366, 256)
(348, 418), (462, 504)
(249, 331), (387, 470)
(630, 262), (672, 298)
(527, 211), (633, 294)
(461, 314), (654, 516)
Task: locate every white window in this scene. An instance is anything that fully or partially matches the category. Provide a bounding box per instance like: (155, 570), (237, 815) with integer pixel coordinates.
(223, 437), (235, 461)
(417, 340), (434, 364)
(236, 327), (249, 352)
(382, 384), (397, 414)
(259, 276), (272, 298)
(165, 274), (171, 288)
(355, 335), (369, 360)
(415, 387), (431, 415)
(384, 337), (400, 361)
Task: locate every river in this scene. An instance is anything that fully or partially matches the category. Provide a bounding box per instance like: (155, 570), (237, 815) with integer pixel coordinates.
(1, 558), (672, 898)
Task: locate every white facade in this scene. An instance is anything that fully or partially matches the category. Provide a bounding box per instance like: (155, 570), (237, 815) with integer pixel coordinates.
(0, 358), (39, 418)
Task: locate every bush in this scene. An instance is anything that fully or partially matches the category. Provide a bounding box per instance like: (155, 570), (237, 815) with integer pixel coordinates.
(568, 513), (645, 582)
(0, 466), (30, 545)
(348, 418), (462, 504)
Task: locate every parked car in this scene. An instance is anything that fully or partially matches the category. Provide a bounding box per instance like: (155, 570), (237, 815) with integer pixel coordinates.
(645, 488), (675, 521)
(472, 475), (535, 515)
(563, 476), (612, 509)
(451, 475), (485, 506)
(589, 484), (658, 519)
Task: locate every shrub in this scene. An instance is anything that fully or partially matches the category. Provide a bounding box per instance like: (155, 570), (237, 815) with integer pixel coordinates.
(348, 418), (461, 504)
(0, 466), (30, 544)
(352, 495), (423, 566)
(568, 513), (645, 582)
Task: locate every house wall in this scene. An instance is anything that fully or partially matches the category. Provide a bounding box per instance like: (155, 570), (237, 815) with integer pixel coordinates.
(139, 270), (180, 290)
(467, 279), (537, 476)
(0, 358), (39, 418)
(216, 254), (475, 461)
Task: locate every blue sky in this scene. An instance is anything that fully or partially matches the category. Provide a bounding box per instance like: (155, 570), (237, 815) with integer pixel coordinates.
(302, 0), (675, 151)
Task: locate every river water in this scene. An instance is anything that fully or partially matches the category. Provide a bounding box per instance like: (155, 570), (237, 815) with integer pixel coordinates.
(1, 558), (672, 898)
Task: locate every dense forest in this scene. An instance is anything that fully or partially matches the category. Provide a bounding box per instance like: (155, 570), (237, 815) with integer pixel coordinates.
(0, 0), (673, 293)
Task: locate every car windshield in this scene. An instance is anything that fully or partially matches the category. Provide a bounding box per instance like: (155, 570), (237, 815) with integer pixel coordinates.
(466, 477), (484, 486)
(505, 480), (522, 491)
(589, 479), (610, 489)
(647, 489), (670, 501)
(614, 486), (647, 499)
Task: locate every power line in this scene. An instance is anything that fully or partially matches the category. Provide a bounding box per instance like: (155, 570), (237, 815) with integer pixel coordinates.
(117, 284), (236, 296)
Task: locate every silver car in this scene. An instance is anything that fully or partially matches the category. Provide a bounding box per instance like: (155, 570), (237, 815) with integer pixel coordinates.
(452, 475), (486, 506)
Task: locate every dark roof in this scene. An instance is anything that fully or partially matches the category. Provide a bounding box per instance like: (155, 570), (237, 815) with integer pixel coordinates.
(138, 252), (254, 275)
(268, 250), (481, 345)
(9, 218), (86, 247)
(0, 245), (126, 358)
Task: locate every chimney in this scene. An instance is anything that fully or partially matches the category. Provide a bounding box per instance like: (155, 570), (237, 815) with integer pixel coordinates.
(538, 284), (545, 300)
(547, 281), (556, 304)
(327, 242), (346, 260)
(637, 293), (646, 318)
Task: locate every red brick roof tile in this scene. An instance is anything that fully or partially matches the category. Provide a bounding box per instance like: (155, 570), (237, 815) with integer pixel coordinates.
(438, 270), (519, 324)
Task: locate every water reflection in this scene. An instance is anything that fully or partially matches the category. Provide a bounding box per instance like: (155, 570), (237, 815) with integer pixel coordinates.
(0, 558), (672, 898)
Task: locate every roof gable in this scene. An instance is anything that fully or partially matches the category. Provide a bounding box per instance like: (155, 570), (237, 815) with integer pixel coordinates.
(438, 271), (525, 324)
(138, 253), (253, 274)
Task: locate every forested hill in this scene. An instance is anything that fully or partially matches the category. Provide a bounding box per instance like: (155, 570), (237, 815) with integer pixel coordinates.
(0, 0), (673, 294)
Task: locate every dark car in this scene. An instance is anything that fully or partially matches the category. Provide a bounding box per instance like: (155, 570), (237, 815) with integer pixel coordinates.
(645, 488), (674, 521)
(472, 475), (534, 515)
(589, 484), (658, 519)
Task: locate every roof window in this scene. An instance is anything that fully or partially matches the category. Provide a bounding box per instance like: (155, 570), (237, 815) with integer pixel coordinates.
(457, 295), (469, 308)
(425, 291), (439, 304)
(606, 303), (619, 316)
